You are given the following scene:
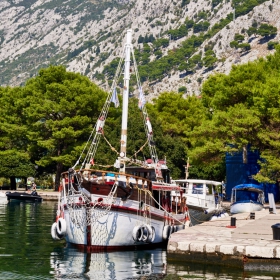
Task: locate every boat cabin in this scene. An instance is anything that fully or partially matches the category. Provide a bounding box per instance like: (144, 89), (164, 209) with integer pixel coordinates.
(174, 179), (223, 210)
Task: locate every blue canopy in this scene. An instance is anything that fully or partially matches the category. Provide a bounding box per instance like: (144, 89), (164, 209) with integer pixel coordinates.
(232, 183), (264, 193)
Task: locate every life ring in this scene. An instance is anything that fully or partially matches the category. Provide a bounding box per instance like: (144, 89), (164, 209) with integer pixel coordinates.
(146, 225), (155, 243)
(51, 222), (63, 240)
(132, 225), (143, 242)
(133, 224), (155, 242)
(162, 225), (171, 240)
(56, 218), (67, 236)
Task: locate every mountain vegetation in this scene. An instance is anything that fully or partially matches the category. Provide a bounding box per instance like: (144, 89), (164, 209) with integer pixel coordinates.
(0, 0), (280, 189)
(0, 0), (279, 99)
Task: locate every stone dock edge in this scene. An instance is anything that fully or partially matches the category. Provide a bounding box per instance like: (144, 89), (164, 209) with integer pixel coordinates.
(167, 208), (280, 269)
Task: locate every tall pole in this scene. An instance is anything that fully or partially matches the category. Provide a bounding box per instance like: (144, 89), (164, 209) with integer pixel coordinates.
(119, 30), (132, 173)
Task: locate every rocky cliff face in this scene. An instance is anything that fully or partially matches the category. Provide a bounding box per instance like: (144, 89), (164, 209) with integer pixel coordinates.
(0, 0), (279, 100)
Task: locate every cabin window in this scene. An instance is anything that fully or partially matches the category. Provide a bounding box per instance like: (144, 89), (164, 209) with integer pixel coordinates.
(192, 183), (203, 194)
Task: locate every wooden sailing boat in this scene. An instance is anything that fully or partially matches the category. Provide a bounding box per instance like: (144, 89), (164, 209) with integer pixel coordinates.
(51, 30), (189, 251)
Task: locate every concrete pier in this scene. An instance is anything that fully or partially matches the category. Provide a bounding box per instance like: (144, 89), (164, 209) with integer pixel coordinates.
(168, 208), (280, 269)
(38, 191), (59, 201)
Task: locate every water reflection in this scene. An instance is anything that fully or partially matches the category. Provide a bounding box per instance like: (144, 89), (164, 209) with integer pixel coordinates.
(50, 247), (167, 280)
(1, 200), (280, 280)
(50, 245), (280, 280)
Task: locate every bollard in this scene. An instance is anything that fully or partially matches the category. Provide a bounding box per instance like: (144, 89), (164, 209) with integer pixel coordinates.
(230, 217), (236, 227)
(269, 208), (273, 213)
(250, 212), (255, 219)
(271, 223), (280, 240)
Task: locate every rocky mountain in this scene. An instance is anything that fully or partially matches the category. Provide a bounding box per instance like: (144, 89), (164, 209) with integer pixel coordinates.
(0, 0), (279, 101)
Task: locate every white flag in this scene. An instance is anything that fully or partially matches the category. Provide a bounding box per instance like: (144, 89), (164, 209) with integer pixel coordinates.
(138, 87), (146, 110)
(110, 87), (119, 108)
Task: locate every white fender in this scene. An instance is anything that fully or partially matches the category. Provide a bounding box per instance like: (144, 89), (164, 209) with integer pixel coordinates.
(171, 225), (177, 233)
(204, 207), (216, 214)
(162, 225), (171, 240)
(51, 222), (63, 240)
(146, 225), (155, 243)
(132, 225), (142, 242)
(210, 215), (218, 221)
(57, 218), (67, 236)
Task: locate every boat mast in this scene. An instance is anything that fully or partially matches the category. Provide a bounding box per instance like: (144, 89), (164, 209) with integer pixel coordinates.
(119, 29), (132, 173)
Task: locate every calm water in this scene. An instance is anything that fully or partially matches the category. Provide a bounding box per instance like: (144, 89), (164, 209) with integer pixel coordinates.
(0, 200), (279, 280)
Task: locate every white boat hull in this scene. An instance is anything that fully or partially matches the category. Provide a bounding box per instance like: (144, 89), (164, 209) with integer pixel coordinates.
(64, 208), (163, 247)
(188, 206), (226, 225)
(58, 194), (187, 250)
(230, 202), (264, 214)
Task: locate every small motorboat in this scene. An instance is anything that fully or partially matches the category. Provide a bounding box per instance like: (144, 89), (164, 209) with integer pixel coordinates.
(6, 191), (43, 202)
(174, 179), (227, 225)
(230, 184), (265, 214)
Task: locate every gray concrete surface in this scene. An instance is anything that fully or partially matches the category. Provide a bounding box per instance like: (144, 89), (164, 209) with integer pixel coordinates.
(167, 208), (280, 268)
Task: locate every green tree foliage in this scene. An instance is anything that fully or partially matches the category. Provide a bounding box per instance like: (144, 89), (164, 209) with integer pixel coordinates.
(230, 40), (239, 48)
(178, 86), (187, 93)
(212, 0), (223, 8)
(189, 46), (280, 183)
(239, 43), (251, 52)
(185, 18), (195, 29)
(247, 26), (257, 37)
(168, 25), (188, 40)
(193, 21), (210, 33)
(148, 93), (217, 179)
(103, 58), (120, 79)
(197, 11), (208, 20)
(153, 38), (169, 50)
(138, 35), (144, 44)
(21, 65), (107, 189)
(67, 40), (95, 60)
(203, 53), (217, 69)
(0, 86), (35, 188)
(181, 0), (190, 7)
(256, 24), (277, 38)
(95, 0), (267, 87)
(234, 33), (245, 42)
(267, 41), (279, 50)
(233, 0), (267, 18)
(154, 50), (163, 58)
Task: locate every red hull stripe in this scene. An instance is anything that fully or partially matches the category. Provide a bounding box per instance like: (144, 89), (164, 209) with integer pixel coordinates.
(63, 203), (186, 223)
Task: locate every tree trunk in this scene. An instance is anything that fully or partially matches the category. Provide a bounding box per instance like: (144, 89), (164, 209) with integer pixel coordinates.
(55, 162), (64, 191)
(243, 145), (248, 164)
(10, 176), (16, 190)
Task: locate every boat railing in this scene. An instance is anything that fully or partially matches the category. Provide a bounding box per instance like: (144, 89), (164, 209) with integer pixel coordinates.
(62, 169), (153, 191)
